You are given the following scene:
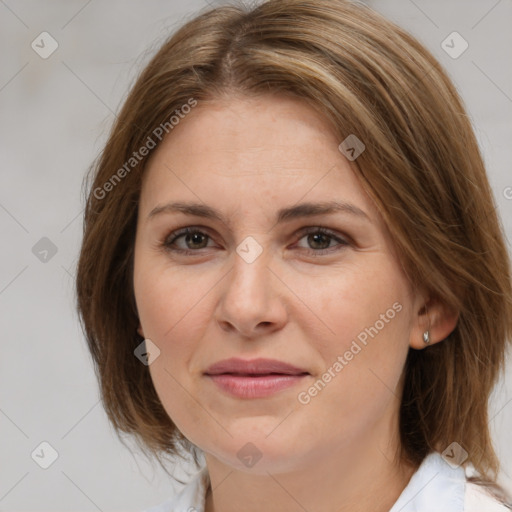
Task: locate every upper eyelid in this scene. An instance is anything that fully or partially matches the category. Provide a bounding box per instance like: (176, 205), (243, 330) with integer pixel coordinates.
(166, 225), (343, 238)
(165, 226), (217, 243)
(164, 225), (349, 248)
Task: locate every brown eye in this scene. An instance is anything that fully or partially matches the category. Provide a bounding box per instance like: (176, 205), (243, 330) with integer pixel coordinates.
(181, 231), (209, 250)
(164, 228), (213, 253)
(295, 227), (349, 255)
(306, 232), (332, 250)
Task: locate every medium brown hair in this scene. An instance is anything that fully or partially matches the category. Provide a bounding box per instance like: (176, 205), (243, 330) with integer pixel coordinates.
(76, 0), (512, 492)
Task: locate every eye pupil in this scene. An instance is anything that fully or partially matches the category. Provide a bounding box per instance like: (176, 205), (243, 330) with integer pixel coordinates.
(309, 233), (330, 250)
(187, 232), (208, 249)
(166, 228), (345, 255)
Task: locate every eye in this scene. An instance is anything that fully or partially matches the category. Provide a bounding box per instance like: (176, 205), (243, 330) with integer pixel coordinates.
(163, 227), (215, 255)
(294, 227), (349, 255)
(161, 226), (350, 257)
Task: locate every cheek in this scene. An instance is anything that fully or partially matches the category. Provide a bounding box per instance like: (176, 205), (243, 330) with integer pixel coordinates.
(134, 259), (217, 395)
(134, 258), (207, 340)
(134, 263), (211, 438)
(301, 257), (410, 351)
(295, 257), (412, 410)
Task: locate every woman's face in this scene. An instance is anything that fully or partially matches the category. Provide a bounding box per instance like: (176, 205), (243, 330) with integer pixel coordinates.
(133, 94), (427, 474)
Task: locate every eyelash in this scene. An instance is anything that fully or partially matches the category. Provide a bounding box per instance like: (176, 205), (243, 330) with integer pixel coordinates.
(161, 226), (350, 257)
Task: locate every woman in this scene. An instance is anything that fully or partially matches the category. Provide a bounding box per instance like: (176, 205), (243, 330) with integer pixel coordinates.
(75, 0), (512, 510)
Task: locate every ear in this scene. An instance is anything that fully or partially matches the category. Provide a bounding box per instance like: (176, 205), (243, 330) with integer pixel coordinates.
(410, 295), (459, 350)
(137, 323), (145, 338)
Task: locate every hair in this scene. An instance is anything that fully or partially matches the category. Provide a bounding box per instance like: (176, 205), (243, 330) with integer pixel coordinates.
(76, 0), (512, 498)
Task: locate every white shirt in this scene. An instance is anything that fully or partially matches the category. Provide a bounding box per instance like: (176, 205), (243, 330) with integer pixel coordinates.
(143, 452), (511, 512)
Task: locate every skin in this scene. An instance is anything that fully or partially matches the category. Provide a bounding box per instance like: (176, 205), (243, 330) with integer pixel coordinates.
(133, 93), (459, 512)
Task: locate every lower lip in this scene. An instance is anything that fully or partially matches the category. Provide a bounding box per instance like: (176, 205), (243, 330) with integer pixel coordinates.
(206, 374), (308, 399)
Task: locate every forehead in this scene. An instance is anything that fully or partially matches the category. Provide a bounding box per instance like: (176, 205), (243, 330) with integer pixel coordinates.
(139, 94), (381, 226)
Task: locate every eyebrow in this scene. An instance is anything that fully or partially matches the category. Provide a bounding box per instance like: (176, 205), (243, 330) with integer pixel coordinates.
(147, 200), (371, 226)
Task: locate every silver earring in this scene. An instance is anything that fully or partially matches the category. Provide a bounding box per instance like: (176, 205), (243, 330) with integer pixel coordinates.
(423, 330), (431, 344)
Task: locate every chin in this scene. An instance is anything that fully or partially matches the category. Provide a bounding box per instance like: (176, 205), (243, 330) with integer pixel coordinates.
(203, 432), (308, 475)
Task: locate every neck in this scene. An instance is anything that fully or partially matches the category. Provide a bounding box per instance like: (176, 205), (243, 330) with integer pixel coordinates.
(204, 436), (417, 512)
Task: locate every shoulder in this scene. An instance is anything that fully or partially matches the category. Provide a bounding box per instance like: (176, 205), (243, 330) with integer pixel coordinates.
(389, 451), (512, 512)
(141, 457), (512, 512)
(142, 466), (209, 512)
(464, 481), (512, 511)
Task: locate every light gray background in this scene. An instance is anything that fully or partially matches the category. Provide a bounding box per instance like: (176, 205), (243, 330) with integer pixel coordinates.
(1, 0), (511, 510)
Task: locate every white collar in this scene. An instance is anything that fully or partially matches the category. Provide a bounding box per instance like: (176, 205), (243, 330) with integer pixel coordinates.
(389, 451), (465, 512)
(145, 451), (508, 512)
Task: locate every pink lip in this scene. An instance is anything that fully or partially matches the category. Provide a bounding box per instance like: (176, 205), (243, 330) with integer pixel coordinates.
(204, 358), (309, 399)
(205, 357), (308, 375)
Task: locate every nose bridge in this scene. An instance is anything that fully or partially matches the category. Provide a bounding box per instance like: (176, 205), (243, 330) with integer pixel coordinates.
(228, 243), (271, 304)
(216, 239), (285, 335)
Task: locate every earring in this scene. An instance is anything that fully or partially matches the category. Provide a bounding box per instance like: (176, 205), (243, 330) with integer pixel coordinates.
(423, 330), (431, 344)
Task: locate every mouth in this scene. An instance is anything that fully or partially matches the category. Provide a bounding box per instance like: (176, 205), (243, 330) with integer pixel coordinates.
(204, 358), (310, 399)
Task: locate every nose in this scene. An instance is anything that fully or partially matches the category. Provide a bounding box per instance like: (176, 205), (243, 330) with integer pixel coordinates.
(214, 249), (288, 338)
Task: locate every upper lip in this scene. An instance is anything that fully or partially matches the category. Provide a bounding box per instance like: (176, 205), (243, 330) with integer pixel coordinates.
(204, 358), (309, 376)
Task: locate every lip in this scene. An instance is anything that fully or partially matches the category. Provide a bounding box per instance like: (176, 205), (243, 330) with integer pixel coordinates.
(204, 358), (310, 399)
(204, 357), (308, 376)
